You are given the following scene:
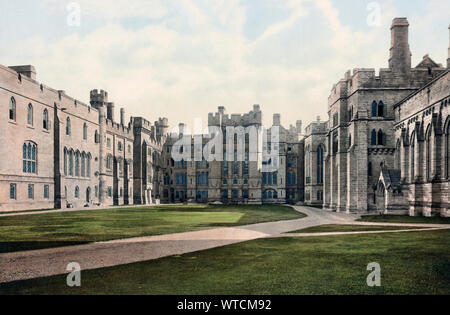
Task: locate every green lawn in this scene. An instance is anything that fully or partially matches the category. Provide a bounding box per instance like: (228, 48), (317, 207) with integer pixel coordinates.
(358, 215), (450, 225)
(286, 224), (430, 234)
(0, 205), (304, 253)
(2, 230), (449, 295)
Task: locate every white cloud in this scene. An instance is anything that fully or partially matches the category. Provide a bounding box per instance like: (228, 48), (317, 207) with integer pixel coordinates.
(2, 0), (448, 130)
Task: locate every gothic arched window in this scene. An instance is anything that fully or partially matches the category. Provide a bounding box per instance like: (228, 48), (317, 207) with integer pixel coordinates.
(9, 97), (16, 121)
(87, 154), (91, 178)
(64, 148), (68, 175)
(371, 130), (377, 145)
(378, 101), (385, 117)
(317, 145), (324, 184)
(377, 130), (384, 146)
(425, 126), (432, 181)
(75, 186), (79, 198)
(372, 101), (377, 117)
(68, 150), (74, 176)
(410, 132), (416, 180)
(22, 141), (37, 174)
(75, 151), (80, 176)
(83, 123), (87, 140)
(43, 109), (49, 130)
(81, 153), (86, 177)
(66, 117), (71, 135)
(27, 103), (33, 125)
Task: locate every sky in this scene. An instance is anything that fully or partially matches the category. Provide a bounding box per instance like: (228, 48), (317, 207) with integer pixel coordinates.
(0, 0), (449, 131)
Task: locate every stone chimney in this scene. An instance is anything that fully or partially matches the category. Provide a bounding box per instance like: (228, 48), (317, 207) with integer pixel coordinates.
(273, 114), (281, 126)
(389, 18), (411, 73)
(296, 120), (302, 134)
(179, 123), (185, 135)
(120, 108), (125, 125)
(9, 65), (36, 80)
(106, 103), (115, 122)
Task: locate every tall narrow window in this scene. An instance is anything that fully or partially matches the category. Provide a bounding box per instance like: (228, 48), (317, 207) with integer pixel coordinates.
(10, 184), (16, 199)
(371, 130), (377, 145)
(66, 117), (71, 135)
(9, 97), (16, 121)
(87, 154), (91, 178)
(44, 185), (49, 199)
(372, 101), (377, 117)
(23, 141), (37, 174)
(43, 109), (49, 130)
(83, 123), (87, 140)
(27, 103), (33, 125)
(64, 148), (68, 175)
(368, 162), (373, 176)
(377, 130), (384, 146)
(378, 101), (384, 117)
(446, 122), (450, 178)
(426, 127), (432, 181)
(75, 186), (79, 198)
(317, 145), (324, 184)
(81, 153), (86, 177)
(410, 133), (415, 180)
(75, 152), (80, 176)
(68, 150), (74, 176)
(28, 184), (34, 199)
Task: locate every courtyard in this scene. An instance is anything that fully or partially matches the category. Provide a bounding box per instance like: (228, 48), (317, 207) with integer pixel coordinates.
(0, 205), (449, 295)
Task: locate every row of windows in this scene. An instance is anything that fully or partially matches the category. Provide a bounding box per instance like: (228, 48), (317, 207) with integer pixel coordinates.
(175, 173), (187, 185)
(372, 101), (385, 117)
(222, 189), (250, 199)
(64, 149), (92, 178)
(287, 172), (297, 185)
(262, 172), (278, 185)
(10, 184), (49, 199)
(223, 178), (249, 186)
(9, 97), (50, 130)
(197, 172), (209, 186)
(371, 130), (386, 146)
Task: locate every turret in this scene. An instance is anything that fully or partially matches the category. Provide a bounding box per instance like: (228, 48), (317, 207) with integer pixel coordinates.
(90, 89), (108, 110)
(389, 18), (411, 73)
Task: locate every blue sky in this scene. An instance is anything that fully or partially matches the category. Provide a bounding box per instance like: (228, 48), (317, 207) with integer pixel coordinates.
(0, 0), (448, 130)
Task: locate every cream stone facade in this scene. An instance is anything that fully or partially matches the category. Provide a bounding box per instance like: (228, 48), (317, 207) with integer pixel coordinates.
(323, 18), (449, 217)
(0, 17), (448, 216)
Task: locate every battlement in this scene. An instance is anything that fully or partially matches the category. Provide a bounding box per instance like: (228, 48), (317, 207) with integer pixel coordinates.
(105, 118), (133, 138)
(304, 120), (328, 136)
(90, 89), (108, 104)
(208, 105), (262, 127)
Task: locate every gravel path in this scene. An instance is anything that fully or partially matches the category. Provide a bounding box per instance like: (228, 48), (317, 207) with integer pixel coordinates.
(1, 206), (449, 284)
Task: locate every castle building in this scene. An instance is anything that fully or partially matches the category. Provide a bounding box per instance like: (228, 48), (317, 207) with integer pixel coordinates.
(303, 116), (327, 206)
(0, 64), (170, 212)
(0, 17), (448, 216)
(158, 106), (304, 205)
(323, 18), (449, 215)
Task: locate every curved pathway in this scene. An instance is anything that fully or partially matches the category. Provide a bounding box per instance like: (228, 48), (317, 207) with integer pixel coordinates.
(1, 206), (449, 284)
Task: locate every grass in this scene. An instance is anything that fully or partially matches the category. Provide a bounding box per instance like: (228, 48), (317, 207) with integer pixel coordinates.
(0, 208), (56, 215)
(0, 204), (304, 253)
(285, 224), (430, 234)
(2, 230), (449, 295)
(358, 215), (450, 225)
